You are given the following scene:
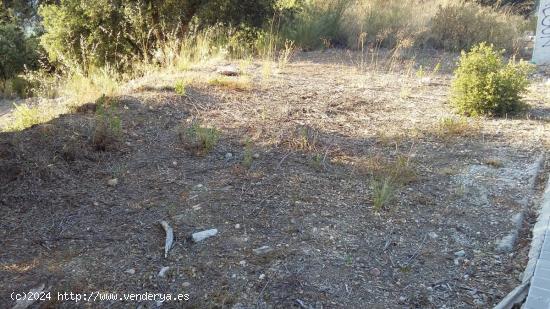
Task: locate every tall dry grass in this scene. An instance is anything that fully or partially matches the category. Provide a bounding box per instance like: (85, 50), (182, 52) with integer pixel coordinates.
(288, 0), (531, 53)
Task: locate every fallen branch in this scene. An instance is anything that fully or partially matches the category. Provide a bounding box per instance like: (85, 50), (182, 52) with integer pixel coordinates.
(160, 221), (174, 258)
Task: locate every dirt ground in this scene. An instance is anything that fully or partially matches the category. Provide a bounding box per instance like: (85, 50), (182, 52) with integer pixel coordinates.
(1, 49), (549, 308)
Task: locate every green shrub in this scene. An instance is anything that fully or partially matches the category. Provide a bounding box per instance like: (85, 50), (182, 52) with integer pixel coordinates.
(450, 43), (533, 117)
(0, 22), (39, 81)
(39, 0), (277, 71)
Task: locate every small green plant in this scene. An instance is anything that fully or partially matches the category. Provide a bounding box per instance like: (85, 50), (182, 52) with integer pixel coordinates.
(416, 65), (425, 79)
(310, 152), (324, 170)
(242, 138), (253, 168)
(174, 79), (188, 96)
(179, 121), (220, 156)
(372, 177), (395, 211)
(92, 95), (122, 151)
(450, 43), (534, 117)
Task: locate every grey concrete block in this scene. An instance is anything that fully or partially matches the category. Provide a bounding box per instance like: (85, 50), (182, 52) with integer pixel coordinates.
(535, 267), (550, 280)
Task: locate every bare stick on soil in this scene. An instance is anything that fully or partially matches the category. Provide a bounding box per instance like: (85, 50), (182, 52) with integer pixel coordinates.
(160, 221), (174, 258)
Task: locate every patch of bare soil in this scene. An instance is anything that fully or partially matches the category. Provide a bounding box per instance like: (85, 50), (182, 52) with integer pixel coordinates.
(1, 50), (549, 308)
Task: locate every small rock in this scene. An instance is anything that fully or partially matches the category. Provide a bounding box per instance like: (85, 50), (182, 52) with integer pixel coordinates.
(428, 232), (438, 239)
(370, 268), (381, 276)
(253, 153), (260, 159)
(239, 260), (247, 267)
(454, 250), (466, 257)
(158, 266), (170, 278)
(125, 268), (136, 275)
(217, 65), (240, 76)
(225, 153), (233, 160)
(235, 223), (241, 229)
(253, 245), (273, 255)
(259, 273), (266, 280)
(93, 202), (99, 206)
(399, 296), (407, 302)
(192, 229), (218, 242)
(172, 161), (178, 166)
(182, 282), (191, 288)
(108, 178), (118, 187)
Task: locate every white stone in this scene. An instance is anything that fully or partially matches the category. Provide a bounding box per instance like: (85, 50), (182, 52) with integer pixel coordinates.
(192, 229), (218, 242)
(158, 266), (170, 277)
(253, 245), (273, 255)
(108, 178), (118, 186)
(125, 268), (136, 274)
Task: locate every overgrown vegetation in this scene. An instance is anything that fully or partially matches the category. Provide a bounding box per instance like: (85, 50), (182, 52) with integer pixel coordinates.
(0, 0), (537, 131)
(450, 43), (533, 117)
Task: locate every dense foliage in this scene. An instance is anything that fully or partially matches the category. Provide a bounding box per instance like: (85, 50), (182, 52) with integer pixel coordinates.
(450, 43), (533, 117)
(38, 0), (275, 71)
(0, 22), (39, 80)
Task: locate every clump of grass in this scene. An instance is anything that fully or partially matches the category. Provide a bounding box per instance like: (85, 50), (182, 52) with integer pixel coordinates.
(174, 79), (188, 96)
(278, 40), (296, 69)
(286, 126), (318, 152)
(5, 103), (51, 131)
(179, 121), (220, 156)
(437, 116), (476, 138)
(92, 95), (122, 151)
(208, 76), (252, 91)
(372, 177), (396, 211)
(484, 158), (504, 168)
(242, 138), (254, 168)
(63, 67), (120, 109)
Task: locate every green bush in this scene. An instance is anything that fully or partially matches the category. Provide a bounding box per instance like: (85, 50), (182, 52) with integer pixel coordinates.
(39, 0), (277, 71)
(0, 22), (39, 81)
(450, 43), (533, 117)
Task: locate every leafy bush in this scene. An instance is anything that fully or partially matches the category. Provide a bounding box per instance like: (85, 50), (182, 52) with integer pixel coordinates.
(0, 22), (39, 81)
(39, 0), (277, 71)
(450, 43), (533, 117)
(423, 2), (529, 52)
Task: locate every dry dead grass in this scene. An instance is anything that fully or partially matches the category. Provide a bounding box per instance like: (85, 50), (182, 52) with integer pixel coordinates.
(208, 76), (253, 91)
